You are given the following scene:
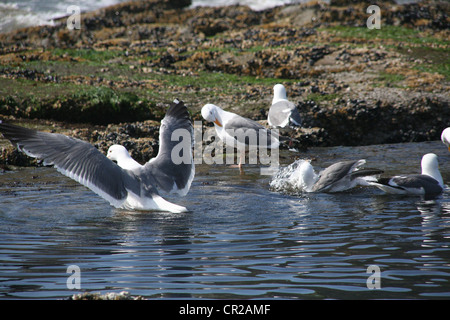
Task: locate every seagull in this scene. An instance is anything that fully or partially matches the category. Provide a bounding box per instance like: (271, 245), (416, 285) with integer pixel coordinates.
(201, 103), (279, 173)
(311, 159), (383, 193)
(368, 153), (444, 196)
(270, 159), (383, 193)
(0, 99), (195, 213)
(441, 127), (450, 151)
(267, 84), (302, 129)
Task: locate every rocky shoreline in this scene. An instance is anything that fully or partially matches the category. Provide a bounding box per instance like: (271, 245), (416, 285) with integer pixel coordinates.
(0, 0), (449, 166)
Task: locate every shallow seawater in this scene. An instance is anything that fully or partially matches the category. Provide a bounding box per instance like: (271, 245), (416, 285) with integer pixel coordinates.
(0, 140), (450, 299)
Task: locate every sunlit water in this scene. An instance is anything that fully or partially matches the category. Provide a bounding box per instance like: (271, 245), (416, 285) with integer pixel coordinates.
(1, 140), (450, 299)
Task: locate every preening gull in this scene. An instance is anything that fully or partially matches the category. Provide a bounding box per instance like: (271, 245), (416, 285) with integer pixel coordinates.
(441, 127), (450, 151)
(0, 99), (195, 213)
(201, 103), (279, 172)
(268, 84), (302, 128)
(368, 153), (444, 196)
(270, 159), (383, 193)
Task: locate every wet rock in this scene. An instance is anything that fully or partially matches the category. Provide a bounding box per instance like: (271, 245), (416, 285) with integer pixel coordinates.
(0, 0), (193, 48)
(0, 87), (163, 125)
(330, 0), (394, 5)
(391, 1), (450, 30)
(0, 147), (38, 167)
(323, 1), (449, 30)
(0, 0), (448, 166)
(188, 5), (261, 37)
(295, 93), (450, 147)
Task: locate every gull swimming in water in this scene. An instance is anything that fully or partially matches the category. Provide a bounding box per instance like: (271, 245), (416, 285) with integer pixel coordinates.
(368, 153), (444, 196)
(268, 84), (302, 129)
(0, 99), (195, 213)
(310, 159), (383, 193)
(270, 158), (383, 193)
(201, 103), (279, 173)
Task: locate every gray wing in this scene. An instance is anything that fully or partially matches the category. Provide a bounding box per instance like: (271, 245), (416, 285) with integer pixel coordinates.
(144, 99), (194, 196)
(268, 101), (301, 128)
(225, 115), (278, 148)
(289, 106), (302, 127)
(0, 122), (140, 207)
(312, 159), (382, 192)
(382, 174), (443, 194)
(312, 160), (360, 192)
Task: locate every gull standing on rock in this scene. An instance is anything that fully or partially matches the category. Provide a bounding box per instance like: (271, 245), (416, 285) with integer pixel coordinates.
(0, 99), (195, 213)
(201, 103), (279, 173)
(268, 84), (302, 129)
(368, 153), (444, 196)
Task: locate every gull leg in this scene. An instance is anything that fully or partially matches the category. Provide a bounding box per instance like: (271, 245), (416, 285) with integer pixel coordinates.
(238, 149), (245, 175)
(228, 149), (245, 174)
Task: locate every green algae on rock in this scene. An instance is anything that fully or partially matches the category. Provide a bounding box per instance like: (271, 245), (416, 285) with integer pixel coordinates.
(0, 0), (449, 166)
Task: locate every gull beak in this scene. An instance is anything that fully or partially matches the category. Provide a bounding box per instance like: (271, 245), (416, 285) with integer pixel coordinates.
(214, 119), (223, 127)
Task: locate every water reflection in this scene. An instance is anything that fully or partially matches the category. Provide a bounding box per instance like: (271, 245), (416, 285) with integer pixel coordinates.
(0, 141), (450, 299)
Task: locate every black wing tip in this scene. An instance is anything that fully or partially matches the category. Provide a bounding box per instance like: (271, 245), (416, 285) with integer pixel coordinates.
(376, 177), (401, 188)
(0, 122), (32, 130)
(173, 98), (183, 105)
(166, 98), (190, 120)
(0, 122), (35, 141)
(171, 98), (186, 110)
(350, 168), (384, 179)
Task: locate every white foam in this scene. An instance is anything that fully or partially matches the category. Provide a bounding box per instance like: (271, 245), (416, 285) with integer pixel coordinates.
(1, 0), (307, 34)
(0, 0), (124, 33)
(269, 159), (318, 194)
(0, 3), (55, 33)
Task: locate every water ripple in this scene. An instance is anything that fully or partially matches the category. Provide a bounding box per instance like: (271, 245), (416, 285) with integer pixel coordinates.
(1, 141), (450, 299)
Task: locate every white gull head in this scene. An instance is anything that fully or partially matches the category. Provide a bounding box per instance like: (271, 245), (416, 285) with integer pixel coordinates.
(107, 145), (142, 171)
(421, 153), (444, 187)
(272, 84), (288, 104)
(201, 103), (223, 127)
(441, 127), (450, 151)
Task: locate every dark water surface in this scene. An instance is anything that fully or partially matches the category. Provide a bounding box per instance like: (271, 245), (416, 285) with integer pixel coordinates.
(1, 140), (449, 299)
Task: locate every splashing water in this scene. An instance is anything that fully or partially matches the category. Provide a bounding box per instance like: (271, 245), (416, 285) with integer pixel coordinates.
(269, 159), (318, 194)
